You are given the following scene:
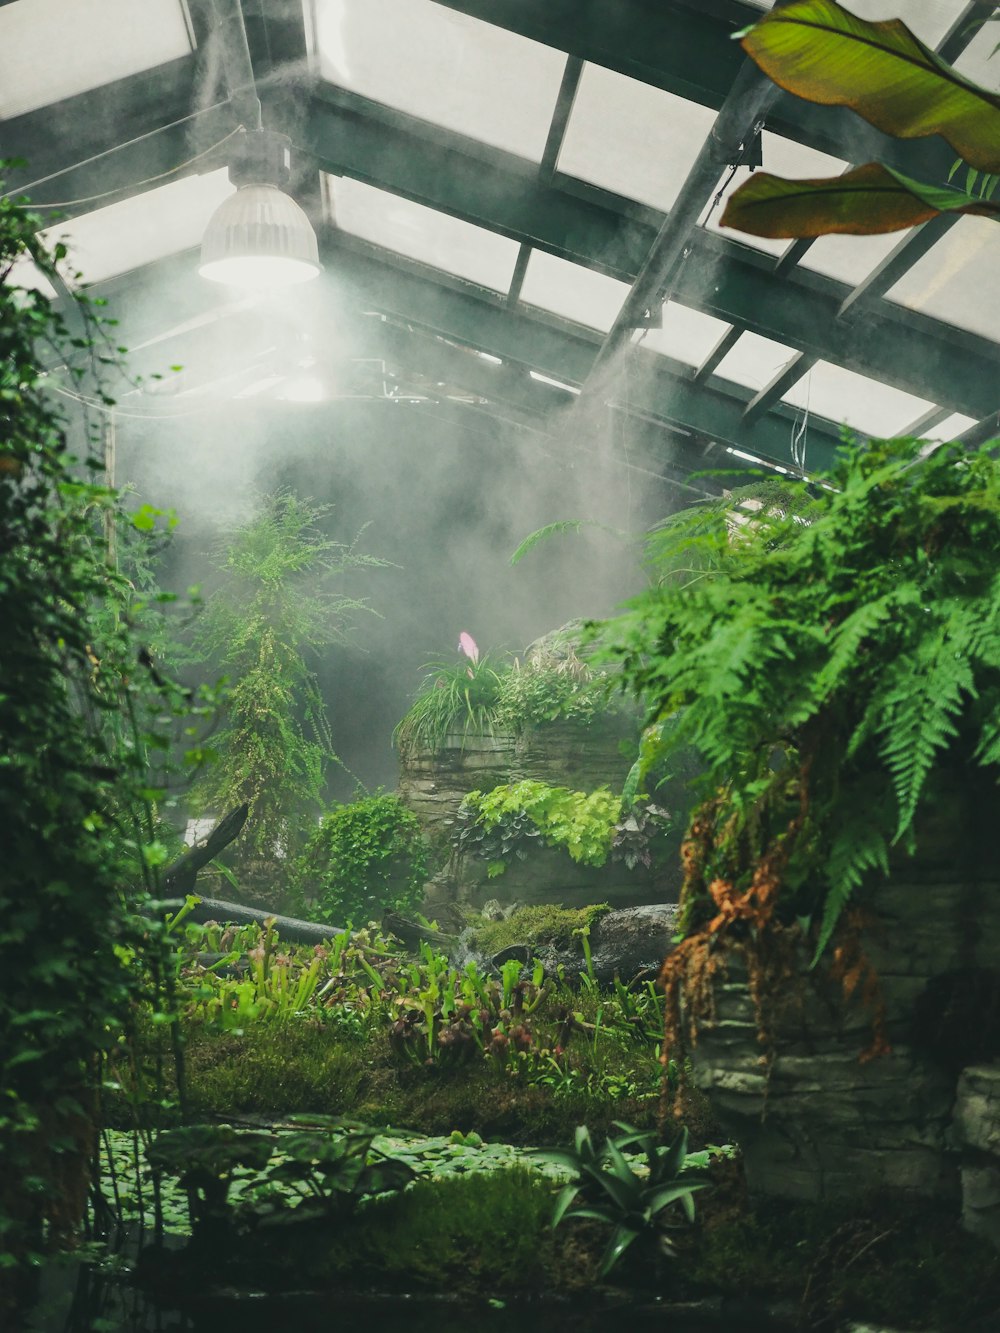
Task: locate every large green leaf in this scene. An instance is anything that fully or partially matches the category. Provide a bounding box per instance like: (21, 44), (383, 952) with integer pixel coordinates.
(720, 162), (1000, 238)
(739, 0), (1000, 174)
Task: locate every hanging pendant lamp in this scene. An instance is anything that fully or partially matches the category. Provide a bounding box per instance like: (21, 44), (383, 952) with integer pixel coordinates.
(200, 129), (321, 290)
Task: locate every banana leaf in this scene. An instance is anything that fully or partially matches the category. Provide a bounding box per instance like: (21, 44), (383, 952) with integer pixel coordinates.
(738, 0), (1000, 174)
(720, 162), (1000, 238)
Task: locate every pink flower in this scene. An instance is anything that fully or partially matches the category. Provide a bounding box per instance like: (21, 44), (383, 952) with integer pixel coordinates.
(458, 631), (479, 666)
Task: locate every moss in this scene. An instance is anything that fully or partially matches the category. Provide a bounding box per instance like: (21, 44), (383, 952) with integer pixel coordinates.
(338, 1167), (562, 1292)
(183, 1024), (368, 1116)
(466, 902), (611, 957)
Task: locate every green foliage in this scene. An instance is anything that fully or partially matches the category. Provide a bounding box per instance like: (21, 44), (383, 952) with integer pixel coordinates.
(535, 1122), (705, 1277)
(723, 0), (1000, 238)
(0, 168), (189, 1286)
(458, 780), (622, 868)
(392, 653), (506, 752)
(146, 1118), (417, 1239)
(598, 437), (1000, 957)
(394, 632), (626, 753)
(465, 903), (611, 957)
(187, 493), (388, 884)
(294, 789), (429, 925)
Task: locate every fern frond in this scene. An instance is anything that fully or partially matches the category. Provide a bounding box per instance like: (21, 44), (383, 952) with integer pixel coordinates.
(812, 823), (889, 965)
(874, 626), (976, 841)
(510, 520), (627, 566)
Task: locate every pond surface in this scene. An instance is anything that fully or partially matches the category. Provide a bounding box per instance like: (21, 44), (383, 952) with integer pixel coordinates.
(26, 1261), (790, 1333)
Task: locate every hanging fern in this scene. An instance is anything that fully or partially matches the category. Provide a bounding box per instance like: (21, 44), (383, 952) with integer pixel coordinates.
(594, 438), (1000, 963)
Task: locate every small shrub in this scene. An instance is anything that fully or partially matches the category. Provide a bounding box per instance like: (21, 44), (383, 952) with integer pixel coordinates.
(457, 781), (621, 869)
(295, 790), (429, 924)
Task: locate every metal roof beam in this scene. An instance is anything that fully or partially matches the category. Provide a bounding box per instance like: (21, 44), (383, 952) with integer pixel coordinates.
(743, 352), (816, 426)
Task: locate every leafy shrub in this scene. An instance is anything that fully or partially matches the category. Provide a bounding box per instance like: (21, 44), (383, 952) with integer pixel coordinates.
(295, 790), (429, 924)
(457, 781), (622, 870)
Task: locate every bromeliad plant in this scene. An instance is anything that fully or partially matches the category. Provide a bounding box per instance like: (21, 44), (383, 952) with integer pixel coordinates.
(536, 1122), (706, 1277)
(721, 0), (1000, 239)
(598, 436), (1000, 1054)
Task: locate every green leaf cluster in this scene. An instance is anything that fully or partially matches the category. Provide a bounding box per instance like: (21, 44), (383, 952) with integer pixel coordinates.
(459, 780), (622, 868)
(722, 0), (1000, 238)
(186, 493), (388, 882)
(598, 437), (1000, 956)
(294, 789), (429, 925)
(394, 633), (626, 754)
(535, 1122), (705, 1277)
(0, 166), (189, 1284)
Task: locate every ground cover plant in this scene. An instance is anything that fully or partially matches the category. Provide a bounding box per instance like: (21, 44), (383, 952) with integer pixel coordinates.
(454, 780), (673, 879)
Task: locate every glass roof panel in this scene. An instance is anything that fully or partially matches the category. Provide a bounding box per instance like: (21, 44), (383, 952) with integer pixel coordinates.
(328, 176), (521, 291)
(796, 230), (901, 286)
(0, 0), (192, 120)
(703, 134), (847, 259)
(925, 411), (978, 439)
(556, 64), (717, 213)
(885, 215), (1000, 341)
(38, 170), (234, 287)
(307, 0), (566, 161)
(519, 250), (630, 331)
(782, 361), (935, 436)
(635, 301), (731, 367)
(714, 331), (801, 392)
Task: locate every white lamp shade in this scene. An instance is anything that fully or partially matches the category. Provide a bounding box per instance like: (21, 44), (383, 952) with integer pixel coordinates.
(199, 183), (321, 288)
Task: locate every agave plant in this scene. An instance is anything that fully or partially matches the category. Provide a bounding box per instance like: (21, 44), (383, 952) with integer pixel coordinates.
(535, 1122), (706, 1277)
(721, 0), (1000, 239)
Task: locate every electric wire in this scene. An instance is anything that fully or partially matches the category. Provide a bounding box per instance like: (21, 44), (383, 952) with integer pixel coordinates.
(1, 117), (241, 209)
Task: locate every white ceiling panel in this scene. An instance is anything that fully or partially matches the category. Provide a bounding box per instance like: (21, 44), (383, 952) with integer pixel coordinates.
(557, 64), (717, 213)
(0, 0), (192, 120)
(307, 0), (566, 161)
(886, 215), (1000, 342)
(782, 361), (935, 437)
(797, 229), (902, 286)
(714, 331), (800, 392)
(519, 250), (630, 331)
(636, 301), (731, 367)
(925, 411), (977, 438)
(327, 176), (520, 291)
(38, 170), (234, 287)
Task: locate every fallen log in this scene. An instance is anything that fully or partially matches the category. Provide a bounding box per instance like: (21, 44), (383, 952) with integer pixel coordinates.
(185, 896), (345, 946)
(161, 804), (250, 896)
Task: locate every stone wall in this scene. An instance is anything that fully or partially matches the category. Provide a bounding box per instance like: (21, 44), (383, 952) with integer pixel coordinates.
(685, 782), (1000, 1213)
(397, 716), (685, 908)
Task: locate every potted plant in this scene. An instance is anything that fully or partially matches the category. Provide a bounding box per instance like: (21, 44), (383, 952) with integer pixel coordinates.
(597, 436), (1000, 1203)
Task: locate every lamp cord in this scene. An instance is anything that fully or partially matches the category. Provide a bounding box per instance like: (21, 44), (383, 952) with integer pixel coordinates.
(1, 119), (244, 209)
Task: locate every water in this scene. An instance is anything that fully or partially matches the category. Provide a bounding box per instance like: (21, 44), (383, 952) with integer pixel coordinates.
(24, 1260), (789, 1333)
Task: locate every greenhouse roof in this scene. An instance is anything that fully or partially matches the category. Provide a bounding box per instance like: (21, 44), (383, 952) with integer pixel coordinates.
(2, 0), (998, 484)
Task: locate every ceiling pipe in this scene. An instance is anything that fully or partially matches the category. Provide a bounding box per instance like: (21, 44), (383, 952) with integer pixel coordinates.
(206, 0), (263, 130)
(583, 62), (780, 394)
(580, 0), (794, 396)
